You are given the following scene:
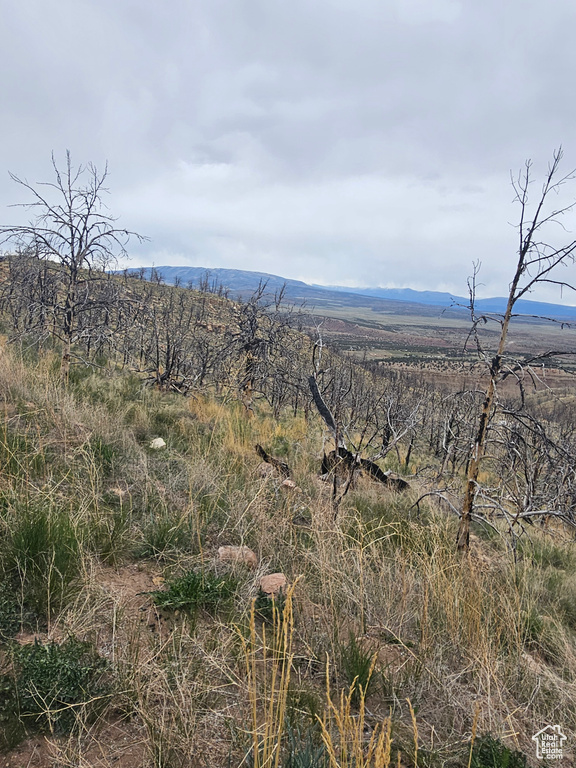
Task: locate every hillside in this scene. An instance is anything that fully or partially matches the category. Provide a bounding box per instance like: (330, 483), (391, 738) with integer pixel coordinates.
(121, 266), (471, 318)
(124, 265), (576, 370)
(0, 347), (574, 766)
(0, 260), (574, 766)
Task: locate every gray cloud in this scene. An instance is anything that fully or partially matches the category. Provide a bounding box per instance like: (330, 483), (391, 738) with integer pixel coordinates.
(2, 0), (576, 299)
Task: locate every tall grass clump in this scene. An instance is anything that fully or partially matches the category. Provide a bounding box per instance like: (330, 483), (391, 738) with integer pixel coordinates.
(5, 502), (82, 625)
(338, 633), (379, 706)
(241, 585), (297, 768)
(318, 661), (394, 768)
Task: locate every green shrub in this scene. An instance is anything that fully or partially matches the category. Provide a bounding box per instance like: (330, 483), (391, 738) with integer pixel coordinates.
(469, 734), (527, 768)
(151, 569), (237, 620)
(254, 589), (287, 626)
(0, 673), (25, 750)
(0, 582), (21, 641)
(11, 637), (110, 734)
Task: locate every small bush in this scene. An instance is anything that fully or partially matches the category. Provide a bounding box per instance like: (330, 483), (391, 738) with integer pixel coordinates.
(11, 637), (110, 734)
(254, 589), (287, 626)
(0, 672), (25, 750)
(469, 734), (527, 768)
(287, 686), (324, 724)
(151, 569), (237, 620)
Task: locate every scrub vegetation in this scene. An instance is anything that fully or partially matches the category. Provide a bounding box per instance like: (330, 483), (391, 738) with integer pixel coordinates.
(0, 335), (572, 766)
(0, 154), (574, 766)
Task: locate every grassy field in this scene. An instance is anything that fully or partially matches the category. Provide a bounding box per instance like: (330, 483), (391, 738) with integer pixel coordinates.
(0, 345), (573, 767)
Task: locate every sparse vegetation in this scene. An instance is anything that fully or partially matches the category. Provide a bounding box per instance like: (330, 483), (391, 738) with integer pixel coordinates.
(10, 637), (110, 734)
(469, 734), (528, 768)
(0, 192), (574, 763)
(151, 569), (238, 619)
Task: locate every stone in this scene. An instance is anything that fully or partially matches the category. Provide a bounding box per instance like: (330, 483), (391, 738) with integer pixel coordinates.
(281, 478), (301, 492)
(149, 437), (166, 450)
(218, 545), (258, 569)
(260, 573), (288, 596)
(257, 461), (275, 478)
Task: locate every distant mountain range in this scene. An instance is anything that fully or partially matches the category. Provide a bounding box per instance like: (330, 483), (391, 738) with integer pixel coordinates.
(122, 265), (576, 321)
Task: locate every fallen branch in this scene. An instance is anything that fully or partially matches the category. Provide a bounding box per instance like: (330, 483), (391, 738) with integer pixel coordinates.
(255, 444), (291, 478)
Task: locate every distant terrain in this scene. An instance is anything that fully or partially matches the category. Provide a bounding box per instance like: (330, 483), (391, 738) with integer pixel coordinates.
(124, 265), (576, 319)
(124, 266), (576, 370)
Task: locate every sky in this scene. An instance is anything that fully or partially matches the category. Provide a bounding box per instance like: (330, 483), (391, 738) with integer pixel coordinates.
(3, 0), (576, 300)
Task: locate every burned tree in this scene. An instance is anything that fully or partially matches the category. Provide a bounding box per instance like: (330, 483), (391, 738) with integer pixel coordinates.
(229, 281), (300, 413)
(457, 149), (576, 550)
(0, 152), (146, 377)
(308, 334), (412, 512)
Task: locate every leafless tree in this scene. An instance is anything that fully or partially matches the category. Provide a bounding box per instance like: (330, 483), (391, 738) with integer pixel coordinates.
(0, 152), (146, 377)
(457, 148), (576, 549)
(308, 330), (413, 513)
(229, 281), (301, 413)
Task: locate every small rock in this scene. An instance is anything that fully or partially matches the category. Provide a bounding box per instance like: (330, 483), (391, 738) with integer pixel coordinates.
(260, 573), (288, 595)
(218, 545), (258, 569)
(257, 461), (275, 478)
(149, 437), (166, 450)
(281, 478), (301, 491)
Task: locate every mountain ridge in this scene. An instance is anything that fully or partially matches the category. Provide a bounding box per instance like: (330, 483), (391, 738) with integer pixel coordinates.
(122, 265), (576, 321)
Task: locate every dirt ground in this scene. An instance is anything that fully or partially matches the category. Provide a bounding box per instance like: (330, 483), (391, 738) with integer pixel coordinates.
(3, 563), (164, 768)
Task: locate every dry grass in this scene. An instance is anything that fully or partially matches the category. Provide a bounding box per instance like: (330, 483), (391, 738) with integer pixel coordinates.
(0, 345), (574, 766)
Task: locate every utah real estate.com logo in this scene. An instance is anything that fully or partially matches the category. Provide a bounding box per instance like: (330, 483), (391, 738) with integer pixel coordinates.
(532, 725), (567, 760)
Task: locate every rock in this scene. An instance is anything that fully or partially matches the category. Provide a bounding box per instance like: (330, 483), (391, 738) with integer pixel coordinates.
(257, 461), (275, 478)
(281, 478), (301, 492)
(149, 437), (166, 450)
(260, 573), (288, 596)
(218, 545), (258, 569)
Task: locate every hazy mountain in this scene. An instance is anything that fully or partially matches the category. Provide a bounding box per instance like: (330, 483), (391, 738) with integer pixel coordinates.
(123, 266), (576, 321)
(322, 284), (576, 320)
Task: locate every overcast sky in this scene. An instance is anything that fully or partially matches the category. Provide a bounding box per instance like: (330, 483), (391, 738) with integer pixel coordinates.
(3, 0), (576, 299)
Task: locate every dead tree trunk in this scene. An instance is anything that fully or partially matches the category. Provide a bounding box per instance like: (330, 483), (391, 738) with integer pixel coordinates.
(457, 148), (576, 550)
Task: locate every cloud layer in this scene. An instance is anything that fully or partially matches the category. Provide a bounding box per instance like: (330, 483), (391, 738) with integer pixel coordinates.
(3, 0), (576, 298)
